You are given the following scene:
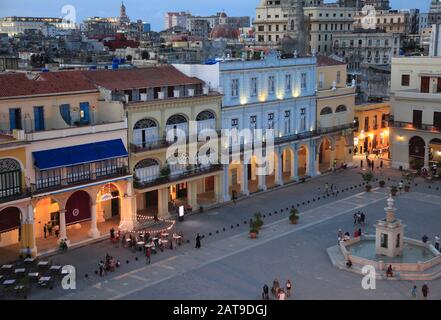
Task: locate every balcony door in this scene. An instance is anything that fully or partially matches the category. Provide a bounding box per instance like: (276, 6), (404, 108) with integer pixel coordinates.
(412, 110), (422, 129)
(0, 158), (22, 198)
(421, 76), (430, 93)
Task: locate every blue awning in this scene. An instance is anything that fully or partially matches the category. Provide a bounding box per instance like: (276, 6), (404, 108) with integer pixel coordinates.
(33, 139), (128, 170)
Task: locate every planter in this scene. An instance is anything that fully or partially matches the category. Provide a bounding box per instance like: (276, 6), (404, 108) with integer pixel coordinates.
(249, 232), (258, 239)
(365, 185), (372, 192)
(290, 219), (298, 224)
(391, 189), (397, 196)
(379, 181), (385, 188)
(404, 185), (410, 192)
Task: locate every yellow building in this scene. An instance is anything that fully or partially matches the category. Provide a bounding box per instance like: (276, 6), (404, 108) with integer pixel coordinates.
(0, 71), (131, 258)
(353, 102), (390, 157)
(84, 66), (224, 220)
(316, 55), (356, 172)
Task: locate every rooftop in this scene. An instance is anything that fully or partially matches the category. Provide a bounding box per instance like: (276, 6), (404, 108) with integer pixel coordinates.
(316, 55), (346, 67)
(81, 66), (204, 91)
(0, 71), (98, 99)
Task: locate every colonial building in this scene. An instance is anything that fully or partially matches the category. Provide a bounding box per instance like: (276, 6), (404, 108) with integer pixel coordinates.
(316, 55), (356, 172)
(354, 101), (390, 157)
(83, 66), (224, 219)
(354, 9), (418, 35)
(0, 71), (131, 257)
(304, 4), (356, 55)
(389, 56), (441, 170)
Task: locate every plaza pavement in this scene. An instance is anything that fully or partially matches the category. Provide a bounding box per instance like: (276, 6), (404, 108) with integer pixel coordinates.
(23, 164), (441, 300)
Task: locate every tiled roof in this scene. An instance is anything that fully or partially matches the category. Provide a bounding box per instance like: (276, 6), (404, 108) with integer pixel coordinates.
(316, 55), (346, 67)
(0, 71), (98, 99)
(81, 66), (204, 91)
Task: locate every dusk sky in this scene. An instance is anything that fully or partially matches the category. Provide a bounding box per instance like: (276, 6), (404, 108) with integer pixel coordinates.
(0, 0), (432, 31)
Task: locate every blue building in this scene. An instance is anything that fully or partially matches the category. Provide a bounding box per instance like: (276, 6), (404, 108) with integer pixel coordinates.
(175, 51), (322, 201)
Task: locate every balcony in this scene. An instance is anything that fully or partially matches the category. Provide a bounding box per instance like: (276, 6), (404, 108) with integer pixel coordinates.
(134, 164), (222, 190)
(389, 120), (441, 132)
(32, 166), (130, 195)
(0, 188), (31, 204)
(394, 89), (441, 102)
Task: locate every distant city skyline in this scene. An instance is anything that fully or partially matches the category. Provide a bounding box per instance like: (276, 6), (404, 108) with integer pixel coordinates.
(0, 0), (432, 31)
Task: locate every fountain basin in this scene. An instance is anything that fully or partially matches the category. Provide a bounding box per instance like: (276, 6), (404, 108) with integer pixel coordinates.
(341, 235), (441, 272)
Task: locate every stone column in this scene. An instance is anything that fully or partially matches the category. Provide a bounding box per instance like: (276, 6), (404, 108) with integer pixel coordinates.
(257, 161), (267, 191)
(59, 209), (69, 245)
(291, 145), (299, 181)
(214, 173), (222, 203)
(309, 140), (318, 177)
(222, 165), (231, 202)
(241, 163), (250, 196)
(88, 202), (100, 239)
(20, 204), (37, 257)
(275, 149), (284, 186)
(157, 187), (170, 218)
(187, 181), (198, 211)
(118, 181), (139, 231)
(424, 143), (430, 168)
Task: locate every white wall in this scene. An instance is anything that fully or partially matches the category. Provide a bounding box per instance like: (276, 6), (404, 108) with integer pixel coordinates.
(173, 64), (220, 90)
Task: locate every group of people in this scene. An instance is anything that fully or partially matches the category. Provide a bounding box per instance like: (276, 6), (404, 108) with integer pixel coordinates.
(43, 222), (60, 239)
(360, 158), (383, 171)
(411, 283), (430, 299)
(321, 182), (338, 197)
(98, 253), (120, 276)
(353, 211), (366, 226)
(262, 279), (292, 300)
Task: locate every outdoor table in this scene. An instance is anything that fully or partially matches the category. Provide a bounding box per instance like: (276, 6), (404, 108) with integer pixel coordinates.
(28, 272), (39, 279)
(38, 261), (49, 267)
(38, 276), (52, 287)
(1, 265), (13, 270)
(3, 279), (16, 286)
(14, 268), (26, 275)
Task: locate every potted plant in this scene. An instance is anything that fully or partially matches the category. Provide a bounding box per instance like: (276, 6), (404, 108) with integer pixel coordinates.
(249, 220), (259, 239)
(390, 186), (398, 196)
(379, 180), (386, 188)
(160, 164), (171, 179)
(361, 171), (374, 192)
(289, 208), (299, 224)
(254, 212), (264, 229)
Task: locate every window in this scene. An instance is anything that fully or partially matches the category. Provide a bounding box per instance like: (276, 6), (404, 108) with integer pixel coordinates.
(300, 108), (306, 131)
(250, 77), (258, 97)
(434, 112), (441, 130)
(66, 164), (90, 183)
(301, 73), (307, 90)
(9, 108), (22, 130)
(320, 107), (332, 115)
(401, 74), (410, 86)
(268, 76), (275, 93)
(364, 117), (369, 131)
(258, 26), (264, 31)
(413, 110), (422, 129)
(319, 72), (324, 89)
(336, 105), (347, 113)
(250, 115), (257, 130)
(231, 118), (239, 129)
(421, 76), (430, 93)
(79, 102), (90, 124)
(267, 113), (274, 130)
(336, 71), (341, 84)
(284, 110), (291, 134)
(231, 79), (239, 97)
(285, 74), (291, 91)
(33, 106), (45, 131)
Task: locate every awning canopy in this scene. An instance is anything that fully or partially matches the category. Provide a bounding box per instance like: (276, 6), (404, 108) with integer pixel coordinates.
(33, 139), (128, 170)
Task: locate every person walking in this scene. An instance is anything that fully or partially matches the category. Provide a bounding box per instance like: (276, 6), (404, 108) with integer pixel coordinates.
(422, 283), (429, 299)
(47, 223), (52, 236)
(262, 284), (269, 300)
(360, 212), (366, 226)
(43, 224), (47, 239)
(277, 288), (286, 300)
(285, 279), (292, 297)
(371, 160), (375, 171)
(360, 159), (363, 168)
(99, 261), (104, 277)
(195, 234), (202, 249)
(380, 160), (383, 169)
(411, 285), (418, 299)
(324, 182), (330, 196)
(435, 235), (440, 251)
(146, 247), (151, 264)
(398, 180), (404, 194)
